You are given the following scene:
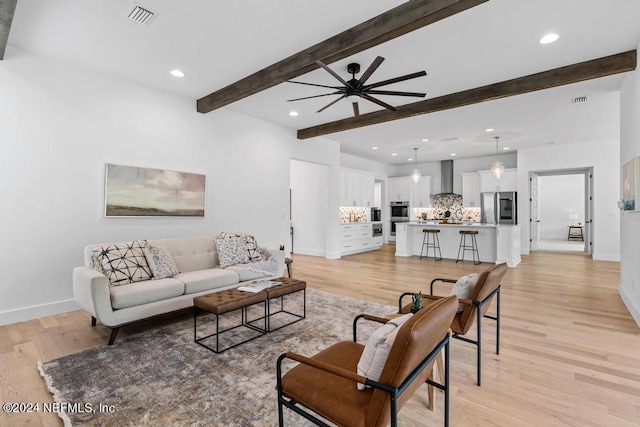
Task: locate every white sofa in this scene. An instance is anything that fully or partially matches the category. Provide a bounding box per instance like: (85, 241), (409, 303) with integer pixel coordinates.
(73, 235), (285, 344)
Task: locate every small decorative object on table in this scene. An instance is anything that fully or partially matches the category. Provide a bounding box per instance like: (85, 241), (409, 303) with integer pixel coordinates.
(411, 291), (423, 313)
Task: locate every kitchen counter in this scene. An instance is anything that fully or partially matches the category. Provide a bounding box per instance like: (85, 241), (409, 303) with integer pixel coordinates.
(396, 222), (521, 267)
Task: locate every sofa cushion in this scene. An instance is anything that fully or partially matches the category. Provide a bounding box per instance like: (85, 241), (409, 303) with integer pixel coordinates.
(149, 236), (219, 272)
(93, 240), (153, 286)
(109, 278), (185, 310)
(217, 232), (263, 262)
(215, 237), (250, 268)
(174, 268), (240, 294)
(145, 245), (179, 279)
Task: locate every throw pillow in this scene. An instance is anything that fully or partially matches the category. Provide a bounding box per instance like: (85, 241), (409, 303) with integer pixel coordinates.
(144, 245), (179, 279)
(449, 273), (479, 313)
(216, 237), (250, 268)
(94, 240), (153, 286)
(356, 313), (413, 390)
(216, 232), (263, 262)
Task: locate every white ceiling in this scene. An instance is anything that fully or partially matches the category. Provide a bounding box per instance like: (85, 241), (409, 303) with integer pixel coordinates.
(8, 0), (640, 166)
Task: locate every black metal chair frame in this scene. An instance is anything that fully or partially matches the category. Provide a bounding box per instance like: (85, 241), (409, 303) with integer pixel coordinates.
(406, 278), (501, 386)
(420, 230), (443, 261)
(276, 317), (451, 427)
(455, 232), (481, 265)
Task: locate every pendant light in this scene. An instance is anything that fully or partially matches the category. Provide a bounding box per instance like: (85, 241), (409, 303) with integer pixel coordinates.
(490, 136), (505, 180)
(410, 147), (422, 184)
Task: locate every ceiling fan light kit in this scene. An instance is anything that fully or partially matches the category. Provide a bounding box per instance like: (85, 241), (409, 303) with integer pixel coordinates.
(287, 56), (426, 117)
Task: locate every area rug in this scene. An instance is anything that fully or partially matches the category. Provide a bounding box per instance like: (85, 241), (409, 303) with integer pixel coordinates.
(39, 289), (396, 426)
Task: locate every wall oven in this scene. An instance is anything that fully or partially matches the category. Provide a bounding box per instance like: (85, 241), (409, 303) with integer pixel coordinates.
(390, 201), (409, 218)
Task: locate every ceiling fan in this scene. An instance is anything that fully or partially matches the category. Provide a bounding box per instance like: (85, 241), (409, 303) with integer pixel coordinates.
(287, 56), (427, 117)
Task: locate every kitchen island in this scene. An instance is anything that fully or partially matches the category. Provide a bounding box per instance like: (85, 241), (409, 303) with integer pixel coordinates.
(395, 222), (521, 267)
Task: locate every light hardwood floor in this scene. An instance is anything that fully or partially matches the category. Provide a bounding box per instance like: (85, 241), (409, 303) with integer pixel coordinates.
(1, 245), (639, 426)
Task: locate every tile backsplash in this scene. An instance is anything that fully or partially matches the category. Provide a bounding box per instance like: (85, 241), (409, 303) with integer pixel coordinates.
(414, 194), (481, 223)
(339, 207), (369, 223)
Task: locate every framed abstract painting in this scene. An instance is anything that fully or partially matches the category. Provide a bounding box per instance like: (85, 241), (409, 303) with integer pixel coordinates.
(622, 156), (640, 212)
(104, 164), (206, 217)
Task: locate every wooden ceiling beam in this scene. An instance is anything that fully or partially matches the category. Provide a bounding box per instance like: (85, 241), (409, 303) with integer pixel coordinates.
(297, 50), (637, 139)
(0, 0), (18, 60)
(196, 0), (488, 113)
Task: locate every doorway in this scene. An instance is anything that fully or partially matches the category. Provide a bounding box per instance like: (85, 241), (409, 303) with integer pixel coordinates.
(529, 168), (593, 255)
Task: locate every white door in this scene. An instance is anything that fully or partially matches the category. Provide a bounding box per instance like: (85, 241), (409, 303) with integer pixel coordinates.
(585, 170), (594, 255)
(530, 173), (540, 251)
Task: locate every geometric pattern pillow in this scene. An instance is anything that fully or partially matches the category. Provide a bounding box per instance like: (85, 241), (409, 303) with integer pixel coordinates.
(144, 245), (179, 279)
(449, 273), (479, 313)
(215, 236), (250, 268)
(216, 232), (263, 262)
(356, 313), (413, 390)
(93, 240), (152, 286)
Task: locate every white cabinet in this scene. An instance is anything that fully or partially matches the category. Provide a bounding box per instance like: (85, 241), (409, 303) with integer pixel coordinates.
(412, 176), (432, 208)
(340, 223), (380, 255)
(479, 168), (517, 193)
(389, 177), (411, 202)
(340, 169), (375, 207)
(496, 226), (521, 267)
(461, 172), (480, 207)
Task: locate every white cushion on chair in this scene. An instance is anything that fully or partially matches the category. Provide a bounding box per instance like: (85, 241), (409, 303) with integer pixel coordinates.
(449, 273), (479, 312)
(356, 313), (413, 390)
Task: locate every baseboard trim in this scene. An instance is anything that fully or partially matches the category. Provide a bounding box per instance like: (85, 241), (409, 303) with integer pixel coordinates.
(619, 284), (640, 327)
(292, 248), (326, 257)
(0, 299), (79, 326)
(593, 253), (621, 262)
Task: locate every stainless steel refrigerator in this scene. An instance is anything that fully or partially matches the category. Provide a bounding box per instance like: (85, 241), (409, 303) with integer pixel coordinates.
(481, 192), (517, 225)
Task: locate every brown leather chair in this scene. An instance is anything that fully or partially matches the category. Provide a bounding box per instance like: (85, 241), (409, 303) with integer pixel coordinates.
(276, 296), (458, 427)
(400, 263), (507, 386)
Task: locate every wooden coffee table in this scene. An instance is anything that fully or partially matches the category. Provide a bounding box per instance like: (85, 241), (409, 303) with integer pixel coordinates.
(193, 288), (268, 353)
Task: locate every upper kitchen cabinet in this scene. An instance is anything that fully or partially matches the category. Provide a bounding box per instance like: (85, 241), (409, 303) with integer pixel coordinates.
(340, 168), (376, 207)
(412, 176), (433, 208)
(479, 168), (517, 193)
(389, 177), (412, 202)
(461, 172), (480, 207)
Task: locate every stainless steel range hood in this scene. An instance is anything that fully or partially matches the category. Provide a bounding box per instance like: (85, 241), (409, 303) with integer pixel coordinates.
(432, 160), (462, 197)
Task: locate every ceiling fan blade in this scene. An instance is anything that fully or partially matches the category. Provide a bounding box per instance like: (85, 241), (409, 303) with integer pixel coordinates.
(364, 71), (427, 90)
(287, 80), (343, 90)
(287, 91), (344, 102)
(365, 89), (426, 98)
(352, 102), (360, 117)
(361, 94), (398, 111)
(358, 56), (385, 86)
(315, 60), (350, 86)
(317, 95), (346, 113)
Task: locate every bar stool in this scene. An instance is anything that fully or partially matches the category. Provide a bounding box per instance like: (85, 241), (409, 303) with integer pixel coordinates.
(420, 229), (442, 261)
(456, 230), (480, 265)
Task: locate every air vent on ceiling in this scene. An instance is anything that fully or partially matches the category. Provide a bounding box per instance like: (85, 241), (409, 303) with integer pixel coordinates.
(572, 96), (589, 104)
(441, 137), (458, 142)
(126, 4), (157, 26)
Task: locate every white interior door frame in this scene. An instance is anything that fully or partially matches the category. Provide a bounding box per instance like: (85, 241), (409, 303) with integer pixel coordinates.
(528, 167), (594, 255)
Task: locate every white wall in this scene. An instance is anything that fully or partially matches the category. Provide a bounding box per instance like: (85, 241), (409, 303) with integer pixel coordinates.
(290, 160), (328, 256)
(538, 175), (585, 240)
(619, 41), (640, 326)
(517, 139), (620, 261)
(340, 152), (394, 179)
(0, 47), (341, 324)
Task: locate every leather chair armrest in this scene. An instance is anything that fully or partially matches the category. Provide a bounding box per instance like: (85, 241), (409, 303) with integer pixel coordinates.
(430, 277), (457, 295)
(284, 351), (367, 385)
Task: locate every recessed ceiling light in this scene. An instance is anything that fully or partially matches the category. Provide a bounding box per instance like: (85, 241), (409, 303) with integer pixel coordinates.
(451, 153), (456, 156)
(170, 69), (185, 78)
(372, 147), (378, 150)
(408, 158), (413, 161)
(485, 128), (494, 132)
(540, 33), (559, 44)
(391, 153), (398, 156)
(503, 147), (510, 151)
(289, 111), (299, 117)
(421, 138), (429, 142)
